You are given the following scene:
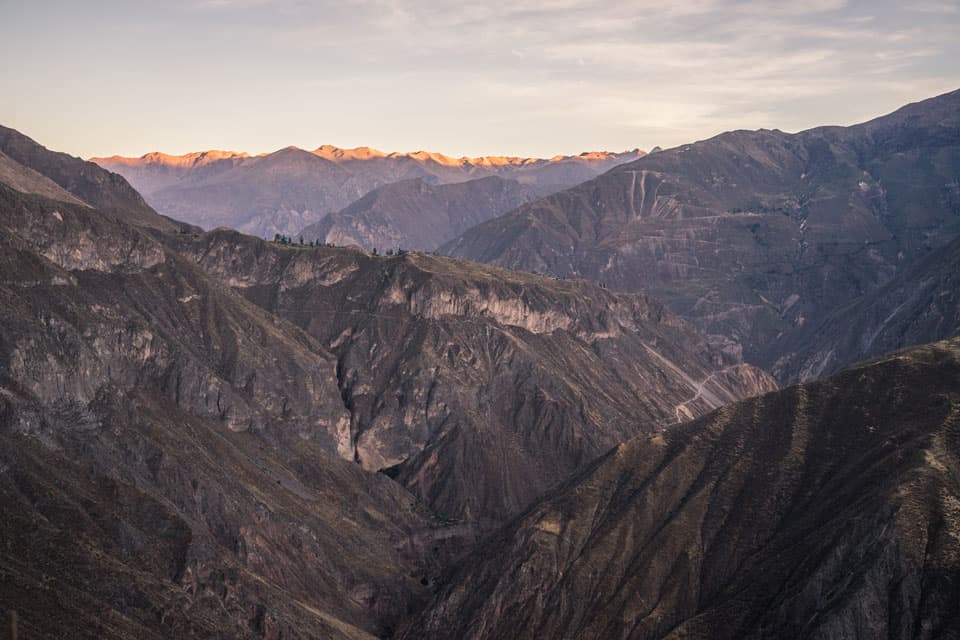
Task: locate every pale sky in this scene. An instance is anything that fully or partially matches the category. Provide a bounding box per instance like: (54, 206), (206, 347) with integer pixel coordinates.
(2, 0), (959, 159)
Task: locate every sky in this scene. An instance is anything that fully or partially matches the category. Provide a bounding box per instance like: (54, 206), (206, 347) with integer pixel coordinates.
(2, 0), (959, 160)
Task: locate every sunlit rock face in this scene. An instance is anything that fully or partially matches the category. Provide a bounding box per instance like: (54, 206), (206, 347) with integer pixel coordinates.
(92, 145), (644, 239)
(444, 89), (960, 378)
(403, 337), (960, 640)
(174, 228), (777, 526)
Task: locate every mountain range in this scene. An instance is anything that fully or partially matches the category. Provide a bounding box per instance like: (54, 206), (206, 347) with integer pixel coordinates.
(1, 126), (764, 637)
(443, 89), (960, 381)
(93, 146), (644, 240)
(1, 88), (959, 639)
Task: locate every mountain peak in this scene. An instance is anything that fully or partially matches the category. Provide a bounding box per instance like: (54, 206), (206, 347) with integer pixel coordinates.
(406, 150), (458, 164)
(312, 144), (388, 160)
(90, 150), (249, 168)
(94, 142), (649, 238)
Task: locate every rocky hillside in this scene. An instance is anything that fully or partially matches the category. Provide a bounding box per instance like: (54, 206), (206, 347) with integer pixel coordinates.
(443, 89), (960, 377)
(404, 337), (960, 639)
(93, 146), (643, 238)
(0, 131), (770, 638)
(171, 229), (776, 526)
(0, 182), (445, 639)
(299, 175), (548, 251)
(773, 233), (960, 382)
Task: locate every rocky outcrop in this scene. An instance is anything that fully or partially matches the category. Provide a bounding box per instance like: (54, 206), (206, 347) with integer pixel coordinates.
(299, 175), (547, 251)
(175, 229), (777, 525)
(404, 338), (960, 640)
(0, 185), (166, 272)
(443, 89), (960, 378)
(93, 146), (644, 238)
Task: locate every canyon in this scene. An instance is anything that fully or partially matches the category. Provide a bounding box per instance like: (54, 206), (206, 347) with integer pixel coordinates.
(0, 128), (763, 638)
(1, 88), (959, 639)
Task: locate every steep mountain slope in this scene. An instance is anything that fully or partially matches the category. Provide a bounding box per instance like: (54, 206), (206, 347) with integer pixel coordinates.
(444, 89), (960, 375)
(0, 125), (189, 233)
(0, 149), (87, 206)
(773, 233), (960, 382)
(93, 146), (643, 238)
(405, 337), (960, 640)
(171, 230), (776, 526)
(299, 175), (548, 251)
(0, 184), (445, 639)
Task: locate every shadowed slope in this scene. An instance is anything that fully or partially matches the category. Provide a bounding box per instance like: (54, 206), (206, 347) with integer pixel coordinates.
(405, 337), (960, 639)
(0, 125), (190, 232)
(444, 89), (960, 377)
(0, 149), (87, 206)
(774, 233), (960, 382)
(0, 184), (441, 639)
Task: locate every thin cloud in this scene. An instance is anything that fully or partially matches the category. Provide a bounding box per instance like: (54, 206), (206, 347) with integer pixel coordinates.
(2, 0), (957, 157)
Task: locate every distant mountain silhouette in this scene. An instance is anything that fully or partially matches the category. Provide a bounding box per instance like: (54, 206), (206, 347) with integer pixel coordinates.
(93, 146), (644, 238)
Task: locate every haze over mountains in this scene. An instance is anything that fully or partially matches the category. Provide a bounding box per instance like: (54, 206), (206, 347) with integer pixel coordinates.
(91, 90), (960, 385)
(444, 89), (960, 381)
(93, 146), (644, 240)
(1, 88), (959, 640)
(299, 176), (550, 252)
